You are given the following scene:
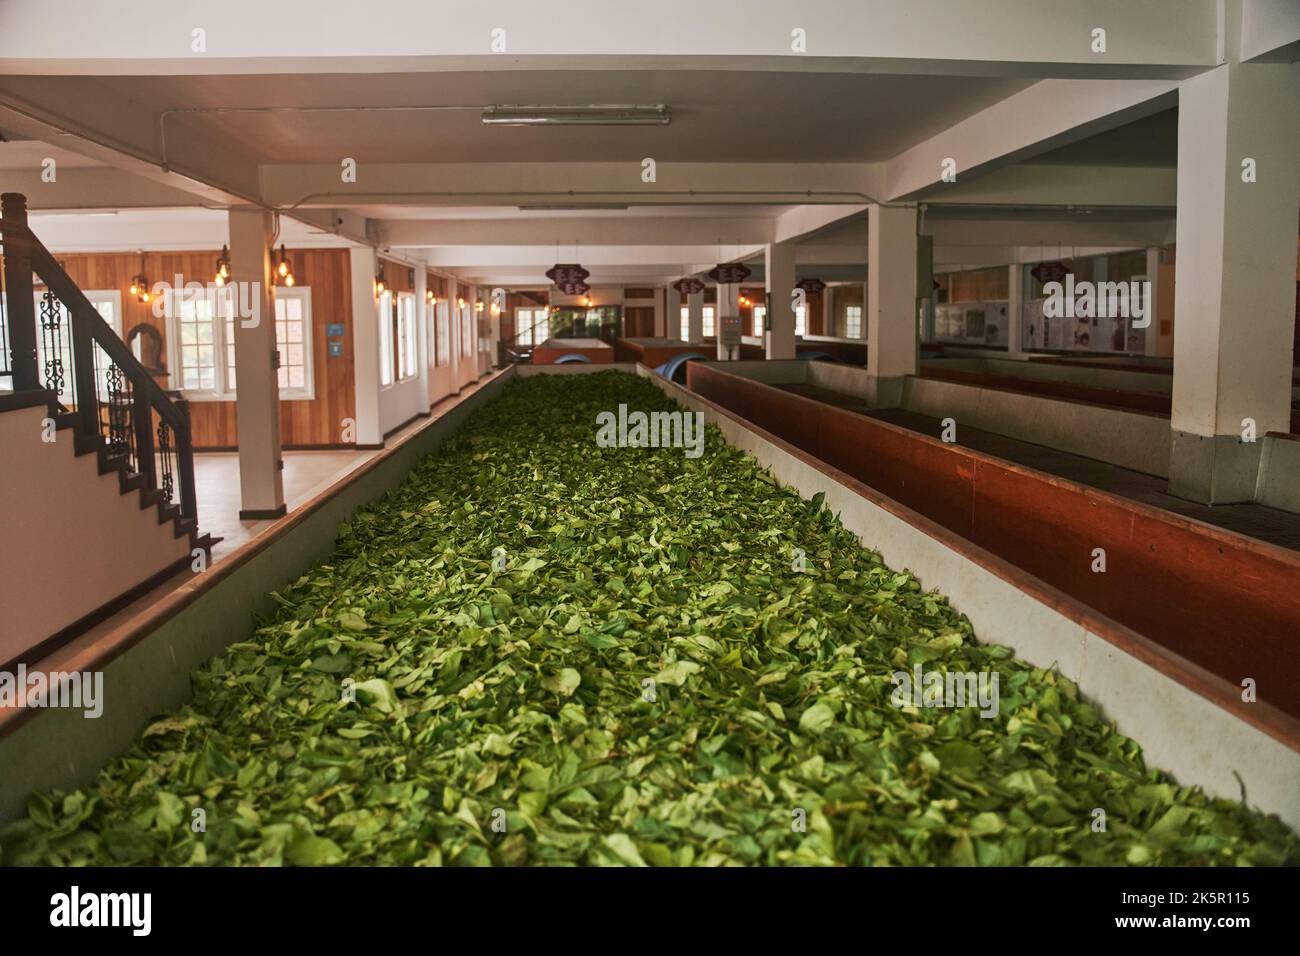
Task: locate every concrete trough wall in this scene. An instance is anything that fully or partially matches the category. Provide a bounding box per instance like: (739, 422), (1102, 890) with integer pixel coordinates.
(902, 375), (1171, 477)
(1258, 433), (1300, 513)
(0, 370), (516, 822)
(666, 363), (1300, 830)
(687, 364), (1300, 726)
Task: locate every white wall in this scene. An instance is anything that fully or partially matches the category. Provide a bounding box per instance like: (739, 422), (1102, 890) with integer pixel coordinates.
(0, 405), (192, 662)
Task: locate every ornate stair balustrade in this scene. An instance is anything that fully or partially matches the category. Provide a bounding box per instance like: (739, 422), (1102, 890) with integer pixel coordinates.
(0, 192), (198, 527)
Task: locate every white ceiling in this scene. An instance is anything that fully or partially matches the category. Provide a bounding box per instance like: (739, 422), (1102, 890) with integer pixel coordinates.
(3, 70), (1032, 164)
(356, 203), (799, 220)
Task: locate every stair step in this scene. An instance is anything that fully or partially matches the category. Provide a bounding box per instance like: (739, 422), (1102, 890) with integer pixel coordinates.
(98, 452), (130, 477)
(118, 470), (146, 494)
(138, 488), (166, 511)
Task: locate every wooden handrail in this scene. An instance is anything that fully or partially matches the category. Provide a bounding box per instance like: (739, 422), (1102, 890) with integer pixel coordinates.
(1, 192), (197, 524)
(26, 243), (185, 430)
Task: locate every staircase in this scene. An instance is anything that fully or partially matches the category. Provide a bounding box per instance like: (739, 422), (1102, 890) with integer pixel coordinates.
(1, 192), (212, 668)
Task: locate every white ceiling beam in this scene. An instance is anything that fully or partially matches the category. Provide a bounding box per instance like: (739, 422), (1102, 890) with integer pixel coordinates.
(0, 89), (376, 248)
(883, 78), (1178, 201)
(0, 166), (204, 209)
(935, 244), (1153, 269)
(915, 164), (1177, 207)
(772, 204), (868, 243)
(1241, 0), (1300, 62)
(928, 216), (1171, 247)
(382, 216), (775, 247)
(261, 162), (882, 208)
(23, 210), (359, 253)
(420, 244), (765, 267)
(0, 0), (1218, 77)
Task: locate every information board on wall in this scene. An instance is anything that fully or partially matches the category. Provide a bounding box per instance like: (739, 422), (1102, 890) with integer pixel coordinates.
(719, 314), (742, 346)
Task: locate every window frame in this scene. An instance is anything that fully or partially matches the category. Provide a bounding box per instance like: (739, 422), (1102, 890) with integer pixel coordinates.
(270, 286), (315, 400)
(460, 302), (473, 357)
(169, 286), (231, 399)
(435, 300), (451, 367)
(395, 291), (417, 382)
(377, 290), (395, 388)
(844, 304), (863, 339)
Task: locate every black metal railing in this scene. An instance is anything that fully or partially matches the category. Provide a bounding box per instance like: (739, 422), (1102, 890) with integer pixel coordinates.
(0, 192), (197, 525)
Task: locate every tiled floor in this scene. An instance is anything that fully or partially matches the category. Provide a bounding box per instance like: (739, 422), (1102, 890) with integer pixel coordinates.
(198, 450), (372, 561)
(197, 415), (429, 560)
(780, 383), (1300, 551)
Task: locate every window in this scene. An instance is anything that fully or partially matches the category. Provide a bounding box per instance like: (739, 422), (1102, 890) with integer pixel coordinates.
(460, 302), (473, 357)
(844, 304), (863, 339)
(213, 287), (313, 399)
(679, 306), (689, 340)
(702, 306), (715, 337)
(377, 291), (393, 386)
(436, 301), (451, 366)
(515, 307), (550, 347)
(273, 288), (313, 395)
(177, 291), (221, 392)
(396, 292), (417, 381)
(752, 305), (766, 337)
(426, 299), (436, 370)
(795, 305), (807, 337)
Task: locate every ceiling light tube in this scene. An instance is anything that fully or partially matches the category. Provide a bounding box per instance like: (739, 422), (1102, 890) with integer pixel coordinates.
(482, 105), (670, 126)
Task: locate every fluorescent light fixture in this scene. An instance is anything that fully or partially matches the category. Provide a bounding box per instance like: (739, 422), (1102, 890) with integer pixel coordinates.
(518, 203), (630, 211)
(483, 105), (670, 126)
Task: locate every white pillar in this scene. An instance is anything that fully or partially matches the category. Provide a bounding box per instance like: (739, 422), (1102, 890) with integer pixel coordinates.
(687, 290), (704, 343)
(1142, 246), (1161, 357)
(487, 284), (502, 370)
(1169, 58), (1300, 503)
(466, 284), (481, 379)
(862, 281), (869, 341)
(348, 248), (382, 447)
(716, 282), (737, 360)
(414, 267), (431, 415)
(1006, 261), (1025, 359)
(448, 278), (462, 385)
(867, 204), (919, 403)
(765, 241), (797, 359)
(229, 208), (284, 518)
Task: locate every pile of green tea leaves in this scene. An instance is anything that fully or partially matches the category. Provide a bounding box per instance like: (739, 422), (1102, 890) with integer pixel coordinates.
(4, 371), (1296, 866)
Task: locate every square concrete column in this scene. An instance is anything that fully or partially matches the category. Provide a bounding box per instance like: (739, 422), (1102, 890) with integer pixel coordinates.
(716, 282), (737, 360)
(348, 247), (382, 447)
(228, 208), (285, 519)
(487, 284), (502, 371)
(1169, 59), (1300, 503)
(867, 204), (919, 404)
(765, 241), (797, 359)
(653, 285), (667, 337)
(413, 267), (432, 414)
(1141, 247), (1162, 357)
(687, 290), (704, 343)
(1006, 262), (1026, 359)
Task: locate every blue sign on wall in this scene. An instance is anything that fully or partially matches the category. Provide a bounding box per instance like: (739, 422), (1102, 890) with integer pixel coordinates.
(326, 323), (345, 337)
(328, 341), (344, 358)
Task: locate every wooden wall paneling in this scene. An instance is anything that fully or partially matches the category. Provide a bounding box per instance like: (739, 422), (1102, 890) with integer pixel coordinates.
(39, 248), (356, 449)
